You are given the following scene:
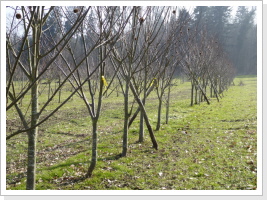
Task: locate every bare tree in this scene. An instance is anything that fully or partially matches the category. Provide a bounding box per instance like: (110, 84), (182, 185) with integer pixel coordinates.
(6, 6), (97, 190)
(55, 6), (134, 177)
(152, 9), (190, 130)
(110, 7), (172, 156)
(178, 26), (235, 106)
(178, 28), (211, 106)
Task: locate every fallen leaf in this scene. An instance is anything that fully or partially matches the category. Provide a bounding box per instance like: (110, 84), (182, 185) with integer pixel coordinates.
(246, 160), (254, 164)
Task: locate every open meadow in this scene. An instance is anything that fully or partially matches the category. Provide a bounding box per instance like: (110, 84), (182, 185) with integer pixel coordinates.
(6, 76), (257, 190)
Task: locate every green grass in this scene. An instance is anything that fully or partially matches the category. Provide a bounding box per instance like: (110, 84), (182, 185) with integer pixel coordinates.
(6, 77), (257, 190)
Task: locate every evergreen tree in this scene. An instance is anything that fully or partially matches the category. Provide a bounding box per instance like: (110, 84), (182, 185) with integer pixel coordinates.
(229, 6), (257, 74)
(193, 6), (257, 75)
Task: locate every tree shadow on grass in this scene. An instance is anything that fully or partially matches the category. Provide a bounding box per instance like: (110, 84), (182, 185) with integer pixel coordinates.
(6, 172), (27, 186)
(53, 131), (87, 138)
(56, 154), (123, 187)
(46, 161), (88, 171)
(57, 175), (88, 187)
(99, 153), (123, 161)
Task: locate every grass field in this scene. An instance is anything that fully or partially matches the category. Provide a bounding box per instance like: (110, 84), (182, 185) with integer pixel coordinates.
(6, 76), (257, 190)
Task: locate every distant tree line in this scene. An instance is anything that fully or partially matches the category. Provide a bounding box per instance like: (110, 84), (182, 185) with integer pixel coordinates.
(193, 6), (257, 75)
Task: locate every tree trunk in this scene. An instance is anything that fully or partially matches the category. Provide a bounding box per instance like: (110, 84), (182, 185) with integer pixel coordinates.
(165, 85), (171, 124)
(194, 78), (210, 105)
(199, 88), (201, 104)
(139, 72), (147, 142)
(86, 119), (98, 178)
(201, 79), (205, 102)
(26, 19), (40, 189)
(26, 82), (38, 190)
(210, 84), (213, 98)
(128, 107), (140, 128)
(58, 76), (61, 103)
(194, 85), (198, 104)
(87, 39), (105, 175)
(156, 97), (163, 131)
(122, 81), (129, 157)
(191, 80), (194, 106)
(199, 87), (210, 105)
(48, 81), (51, 100)
(129, 82), (158, 150)
(128, 83), (155, 128)
(139, 109), (145, 142)
(210, 79), (220, 102)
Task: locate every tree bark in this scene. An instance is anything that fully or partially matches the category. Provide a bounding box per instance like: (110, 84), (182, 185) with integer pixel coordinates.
(210, 84), (213, 98)
(26, 81), (38, 190)
(139, 70), (147, 142)
(128, 83), (155, 128)
(86, 119), (98, 178)
(194, 78), (210, 105)
(48, 81), (51, 100)
(122, 79), (130, 157)
(191, 80), (194, 106)
(139, 109), (145, 142)
(165, 85), (171, 124)
(58, 76), (61, 103)
(26, 18), (40, 189)
(195, 85), (198, 104)
(129, 82), (158, 150)
(156, 97), (163, 131)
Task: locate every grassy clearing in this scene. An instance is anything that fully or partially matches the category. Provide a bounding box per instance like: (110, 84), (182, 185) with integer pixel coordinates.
(6, 76), (257, 190)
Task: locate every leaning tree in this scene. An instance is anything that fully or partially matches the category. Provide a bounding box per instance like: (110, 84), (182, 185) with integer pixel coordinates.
(110, 6), (173, 156)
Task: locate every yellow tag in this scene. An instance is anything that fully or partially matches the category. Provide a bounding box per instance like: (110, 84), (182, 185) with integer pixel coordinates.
(101, 76), (108, 86)
(150, 79), (155, 87)
(150, 78), (158, 88)
(101, 76), (108, 91)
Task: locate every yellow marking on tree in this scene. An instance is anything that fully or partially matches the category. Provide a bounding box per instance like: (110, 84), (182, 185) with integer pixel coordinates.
(150, 78), (158, 88)
(101, 76), (108, 90)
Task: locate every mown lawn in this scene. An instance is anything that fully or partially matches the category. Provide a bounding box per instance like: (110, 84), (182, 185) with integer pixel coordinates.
(6, 76), (257, 190)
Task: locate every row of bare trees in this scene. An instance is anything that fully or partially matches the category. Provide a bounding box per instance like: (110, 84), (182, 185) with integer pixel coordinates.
(6, 6), (235, 190)
(179, 28), (236, 106)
